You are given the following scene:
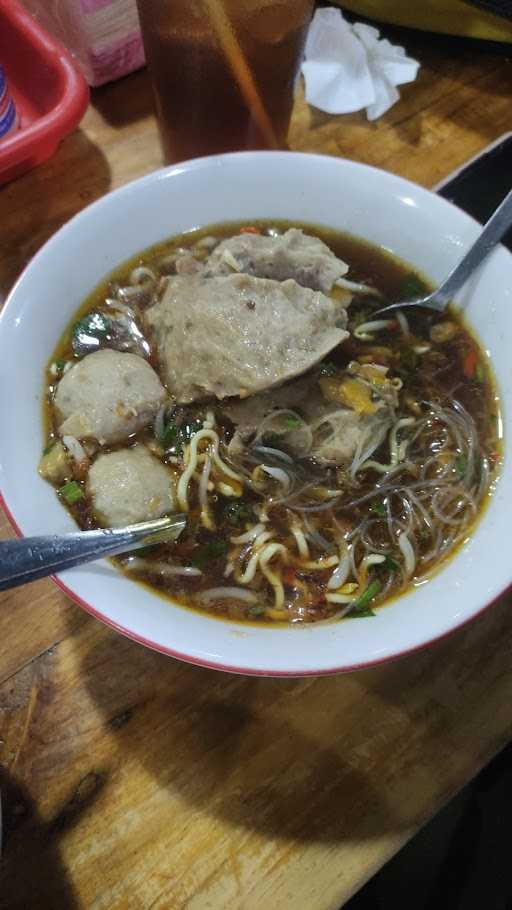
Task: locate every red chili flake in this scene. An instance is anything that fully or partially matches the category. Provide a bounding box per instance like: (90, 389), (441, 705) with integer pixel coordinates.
(463, 349), (478, 378)
(283, 567), (297, 586)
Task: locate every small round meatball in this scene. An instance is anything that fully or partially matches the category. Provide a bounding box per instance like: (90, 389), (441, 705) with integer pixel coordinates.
(88, 446), (176, 528)
(55, 349), (166, 445)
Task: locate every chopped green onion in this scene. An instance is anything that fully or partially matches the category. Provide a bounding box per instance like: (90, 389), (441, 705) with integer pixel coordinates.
(348, 579), (381, 618)
(455, 454), (467, 479)
(160, 423), (179, 449)
(192, 539), (228, 569)
(159, 419), (202, 454)
(248, 605), (265, 617)
(59, 480), (85, 505)
(400, 272), (428, 300)
(223, 501), (254, 526)
(263, 432), (281, 446)
(382, 555), (399, 571)
(285, 416), (302, 429)
(43, 443), (54, 456)
(475, 362), (485, 383)
(370, 501), (386, 517)
(55, 358), (67, 371)
(320, 361), (337, 376)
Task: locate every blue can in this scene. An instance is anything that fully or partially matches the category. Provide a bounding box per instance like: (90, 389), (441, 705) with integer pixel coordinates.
(0, 65), (18, 141)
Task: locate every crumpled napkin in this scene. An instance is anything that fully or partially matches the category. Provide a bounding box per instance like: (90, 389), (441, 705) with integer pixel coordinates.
(301, 7), (420, 121)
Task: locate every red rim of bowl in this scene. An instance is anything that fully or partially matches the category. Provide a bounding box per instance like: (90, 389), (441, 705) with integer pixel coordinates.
(0, 486), (507, 677)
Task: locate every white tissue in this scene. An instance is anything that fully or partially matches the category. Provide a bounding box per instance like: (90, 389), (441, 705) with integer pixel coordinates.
(301, 8), (420, 121)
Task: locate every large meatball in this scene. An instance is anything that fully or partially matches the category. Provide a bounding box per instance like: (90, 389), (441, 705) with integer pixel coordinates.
(204, 228), (349, 292)
(145, 274), (348, 403)
(54, 349), (166, 445)
(87, 446), (176, 528)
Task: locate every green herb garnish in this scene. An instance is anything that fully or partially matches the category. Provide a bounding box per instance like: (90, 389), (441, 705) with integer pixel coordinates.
(43, 443), (54, 456)
(399, 272), (428, 300)
(455, 454), (467, 479)
(159, 418), (202, 454)
(320, 361), (337, 376)
(248, 605), (265, 617)
(160, 423), (179, 449)
(347, 579), (381, 618)
(54, 358), (67, 371)
(382, 555), (399, 571)
(73, 312), (111, 341)
(370, 501), (386, 517)
(192, 539), (228, 569)
(285, 416), (302, 429)
(59, 480), (84, 505)
(223, 501), (254, 526)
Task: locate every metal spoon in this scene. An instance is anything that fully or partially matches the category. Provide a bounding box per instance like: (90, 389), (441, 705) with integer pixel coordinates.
(0, 514), (186, 592)
(375, 186), (512, 316)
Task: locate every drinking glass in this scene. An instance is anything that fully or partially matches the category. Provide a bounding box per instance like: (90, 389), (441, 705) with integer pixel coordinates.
(136, 0), (314, 163)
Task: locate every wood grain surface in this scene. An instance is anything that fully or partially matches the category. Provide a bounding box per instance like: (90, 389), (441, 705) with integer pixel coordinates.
(1, 24), (511, 910)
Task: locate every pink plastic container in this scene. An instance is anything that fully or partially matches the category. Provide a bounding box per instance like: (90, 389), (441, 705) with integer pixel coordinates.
(0, 0), (89, 185)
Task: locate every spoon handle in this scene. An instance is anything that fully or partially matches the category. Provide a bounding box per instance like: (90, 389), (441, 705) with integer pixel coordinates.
(431, 186), (512, 309)
(0, 515), (186, 592)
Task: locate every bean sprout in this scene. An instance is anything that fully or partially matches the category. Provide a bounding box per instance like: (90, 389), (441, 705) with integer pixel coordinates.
(398, 532), (416, 578)
(200, 587), (258, 604)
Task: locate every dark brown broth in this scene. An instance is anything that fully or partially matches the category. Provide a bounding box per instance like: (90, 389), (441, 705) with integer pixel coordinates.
(43, 221), (501, 625)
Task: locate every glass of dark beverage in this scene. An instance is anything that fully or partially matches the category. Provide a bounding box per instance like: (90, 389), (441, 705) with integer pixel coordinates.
(136, 0), (314, 163)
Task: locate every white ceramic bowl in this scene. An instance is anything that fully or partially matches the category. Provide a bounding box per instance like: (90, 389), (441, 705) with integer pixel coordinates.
(0, 152), (510, 676)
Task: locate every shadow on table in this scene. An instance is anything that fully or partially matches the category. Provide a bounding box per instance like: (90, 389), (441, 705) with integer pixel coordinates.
(91, 68), (154, 128)
(346, 740), (512, 910)
(63, 569), (512, 857)
(0, 769), (80, 910)
(70, 611), (434, 848)
(1, 132), (111, 300)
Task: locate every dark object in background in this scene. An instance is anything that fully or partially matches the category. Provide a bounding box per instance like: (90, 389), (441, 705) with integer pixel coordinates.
(345, 740), (512, 910)
(464, 0), (512, 20)
(436, 133), (512, 252)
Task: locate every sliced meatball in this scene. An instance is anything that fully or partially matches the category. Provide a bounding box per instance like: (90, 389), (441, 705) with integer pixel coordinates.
(311, 409), (389, 466)
(88, 445), (175, 528)
(54, 349), (166, 445)
(223, 365), (396, 468)
(221, 373), (314, 439)
(204, 228), (349, 293)
(145, 274), (349, 403)
(222, 372), (322, 459)
(309, 365), (398, 466)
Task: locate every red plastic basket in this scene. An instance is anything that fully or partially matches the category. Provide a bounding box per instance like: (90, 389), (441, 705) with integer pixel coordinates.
(0, 0), (89, 185)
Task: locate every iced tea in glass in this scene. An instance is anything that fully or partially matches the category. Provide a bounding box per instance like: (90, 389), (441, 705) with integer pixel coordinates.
(136, 0), (314, 163)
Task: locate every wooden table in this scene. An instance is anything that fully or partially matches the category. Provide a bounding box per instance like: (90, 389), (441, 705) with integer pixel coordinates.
(1, 26), (511, 910)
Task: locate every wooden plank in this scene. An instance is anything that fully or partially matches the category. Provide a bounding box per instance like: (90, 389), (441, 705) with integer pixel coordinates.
(0, 513), (87, 685)
(1, 595), (512, 910)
